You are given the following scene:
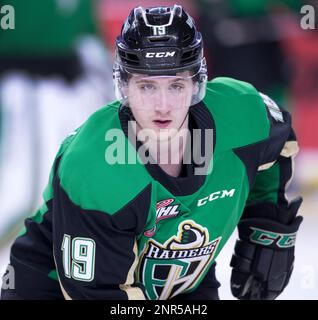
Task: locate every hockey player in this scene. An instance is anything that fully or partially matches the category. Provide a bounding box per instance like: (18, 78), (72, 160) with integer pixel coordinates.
(1, 5), (303, 300)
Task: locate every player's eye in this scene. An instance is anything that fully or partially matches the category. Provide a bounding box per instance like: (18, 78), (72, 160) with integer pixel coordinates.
(169, 83), (185, 92)
(138, 83), (156, 92)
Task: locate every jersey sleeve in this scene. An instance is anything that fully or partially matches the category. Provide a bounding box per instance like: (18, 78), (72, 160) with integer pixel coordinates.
(5, 131), (81, 299)
(246, 134), (297, 207)
(52, 156), (151, 300)
(245, 93), (299, 209)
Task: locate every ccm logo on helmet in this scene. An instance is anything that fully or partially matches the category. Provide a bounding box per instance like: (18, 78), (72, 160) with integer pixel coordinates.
(145, 51), (176, 58)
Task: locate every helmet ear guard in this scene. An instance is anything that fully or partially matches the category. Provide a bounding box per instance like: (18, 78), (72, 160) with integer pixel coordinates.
(190, 57), (208, 105)
(113, 62), (129, 103)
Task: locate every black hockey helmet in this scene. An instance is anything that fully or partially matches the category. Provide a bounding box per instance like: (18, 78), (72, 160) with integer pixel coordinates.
(113, 4), (207, 107)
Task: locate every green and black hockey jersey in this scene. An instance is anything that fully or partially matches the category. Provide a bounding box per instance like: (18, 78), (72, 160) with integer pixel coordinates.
(2, 77), (299, 300)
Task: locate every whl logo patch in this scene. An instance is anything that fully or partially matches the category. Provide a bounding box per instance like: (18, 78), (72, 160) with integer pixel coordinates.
(144, 199), (180, 237)
(139, 220), (222, 300)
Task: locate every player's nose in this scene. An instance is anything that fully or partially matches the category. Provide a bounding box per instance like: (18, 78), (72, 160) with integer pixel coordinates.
(154, 89), (171, 113)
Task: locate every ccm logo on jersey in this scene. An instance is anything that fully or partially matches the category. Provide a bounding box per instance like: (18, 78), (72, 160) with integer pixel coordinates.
(197, 189), (236, 207)
(144, 198), (180, 237)
(145, 51), (176, 58)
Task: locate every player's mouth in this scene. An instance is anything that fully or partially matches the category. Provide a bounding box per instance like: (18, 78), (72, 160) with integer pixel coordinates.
(153, 119), (172, 128)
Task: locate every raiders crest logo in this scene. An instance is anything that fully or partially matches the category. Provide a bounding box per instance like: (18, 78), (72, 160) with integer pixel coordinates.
(138, 220), (222, 300)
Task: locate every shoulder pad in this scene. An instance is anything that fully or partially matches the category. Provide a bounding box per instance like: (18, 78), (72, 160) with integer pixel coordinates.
(57, 103), (152, 214)
(203, 77), (270, 152)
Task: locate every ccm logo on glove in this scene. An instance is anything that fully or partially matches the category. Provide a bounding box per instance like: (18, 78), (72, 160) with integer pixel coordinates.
(249, 227), (297, 248)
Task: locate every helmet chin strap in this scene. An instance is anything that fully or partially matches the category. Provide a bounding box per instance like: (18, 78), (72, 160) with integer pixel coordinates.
(177, 111), (189, 132)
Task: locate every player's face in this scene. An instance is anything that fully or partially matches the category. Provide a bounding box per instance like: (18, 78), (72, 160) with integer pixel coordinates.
(127, 72), (194, 140)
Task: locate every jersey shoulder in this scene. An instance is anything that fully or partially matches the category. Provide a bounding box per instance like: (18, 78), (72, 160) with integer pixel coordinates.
(56, 101), (152, 215)
(203, 77), (271, 152)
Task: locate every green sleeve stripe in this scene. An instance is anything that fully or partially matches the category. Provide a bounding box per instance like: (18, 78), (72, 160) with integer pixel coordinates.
(246, 162), (280, 205)
(48, 270), (59, 281)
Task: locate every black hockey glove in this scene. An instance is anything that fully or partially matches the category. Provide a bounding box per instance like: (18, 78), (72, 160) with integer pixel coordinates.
(230, 197), (303, 300)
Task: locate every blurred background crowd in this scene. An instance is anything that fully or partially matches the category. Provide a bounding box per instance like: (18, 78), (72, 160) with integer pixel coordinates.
(0, 0), (317, 299)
